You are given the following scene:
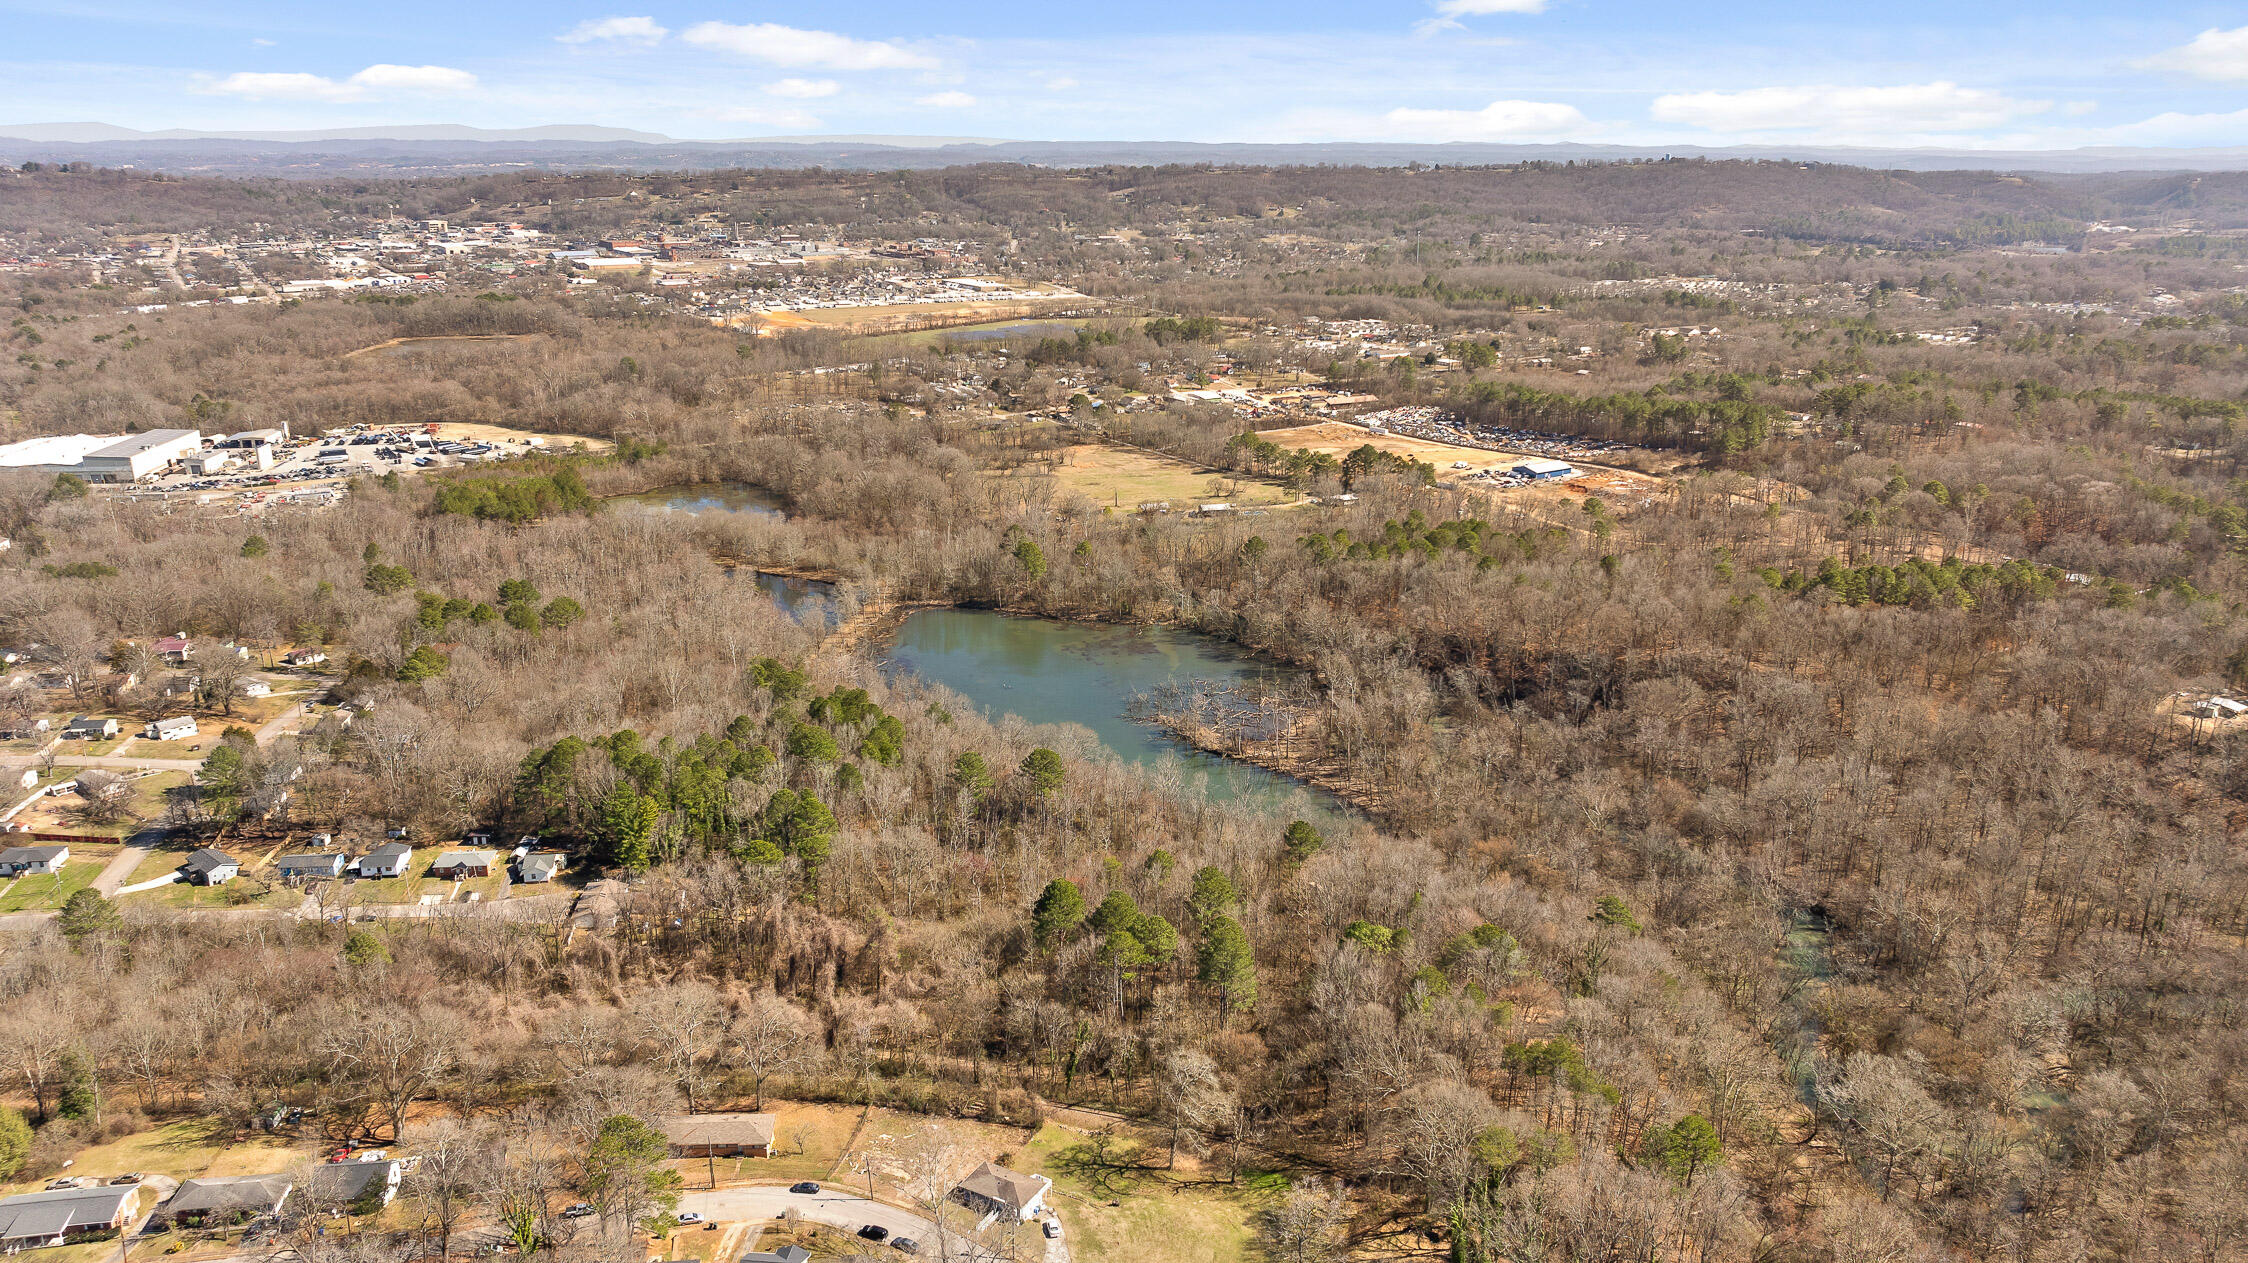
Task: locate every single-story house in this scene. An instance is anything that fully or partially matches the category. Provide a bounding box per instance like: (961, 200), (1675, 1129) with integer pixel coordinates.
(239, 679), (272, 698)
(661, 1113), (776, 1159)
(741, 1248), (811, 1263)
(146, 715), (198, 741)
(153, 636), (192, 663)
(62, 715), (119, 740)
(307, 1158), (400, 1212)
(950, 1162), (1051, 1222)
(357, 842), (413, 879)
(182, 848), (239, 885)
(2191, 696), (2248, 720)
(282, 649), (327, 667)
(0, 845), (69, 876)
(0, 1184), (139, 1250)
(515, 852), (566, 883)
(274, 852), (345, 880)
(0, 717), (49, 739)
(156, 1174), (292, 1228)
(429, 849), (497, 880)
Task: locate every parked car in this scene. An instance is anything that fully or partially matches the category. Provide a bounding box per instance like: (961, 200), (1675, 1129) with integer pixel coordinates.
(857, 1226), (889, 1243)
(562, 1204), (595, 1219)
(890, 1239), (920, 1254)
(1042, 1219), (1063, 1239)
(109, 1173), (145, 1185)
(676, 1213), (704, 1226)
(789, 1182), (820, 1195)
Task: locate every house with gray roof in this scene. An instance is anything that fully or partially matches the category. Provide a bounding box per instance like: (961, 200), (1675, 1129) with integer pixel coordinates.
(357, 842), (412, 879)
(0, 845), (69, 876)
(182, 847), (239, 885)
(306, 1158), (400, 1212)
(514, 851), (565, 883)
(0, 1184), (138, 1250)
(275, 853), (345, 880)
(156, 1174), (292, 1228)
(429, 849), (497, 880)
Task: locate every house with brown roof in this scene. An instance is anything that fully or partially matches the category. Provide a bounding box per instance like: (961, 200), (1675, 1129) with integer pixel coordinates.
(661, 1113), (776, 1158)
(950, 1162), (1051, 1222)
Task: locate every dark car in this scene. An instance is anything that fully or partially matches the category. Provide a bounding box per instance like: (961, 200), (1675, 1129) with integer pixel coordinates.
(789, 1182), (820, 1195)
(890, 1239), (919, 1254)
(857, 1226), (889, 1243)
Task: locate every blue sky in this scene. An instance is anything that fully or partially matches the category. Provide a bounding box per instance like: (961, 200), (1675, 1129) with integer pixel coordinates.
(5, 1), (2248, 147)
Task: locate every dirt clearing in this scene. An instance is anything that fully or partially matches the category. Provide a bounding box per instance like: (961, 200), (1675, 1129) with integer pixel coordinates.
(1004, 444), (1297, 510)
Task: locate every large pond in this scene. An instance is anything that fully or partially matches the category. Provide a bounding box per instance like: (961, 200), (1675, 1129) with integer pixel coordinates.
(615, 483), (787, 518)
(881, 608), (1347, 821)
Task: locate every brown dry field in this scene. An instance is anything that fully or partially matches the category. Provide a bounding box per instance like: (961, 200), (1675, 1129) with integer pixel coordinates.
(1025, 443), (1297, 510)
(719, 294), (1090, 336)
(1258, 420), (1529, 468)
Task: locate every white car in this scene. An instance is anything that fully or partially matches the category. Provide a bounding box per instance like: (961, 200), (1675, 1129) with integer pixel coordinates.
(676, 1212), (704, 1225)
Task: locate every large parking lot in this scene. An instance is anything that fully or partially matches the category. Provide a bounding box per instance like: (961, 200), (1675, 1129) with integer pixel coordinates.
(123, 423), (582, 512)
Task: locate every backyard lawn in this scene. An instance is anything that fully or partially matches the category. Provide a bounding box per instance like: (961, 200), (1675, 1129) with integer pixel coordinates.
(0, 860), (100, 912)
(0, 1120), (305, 1197)
(1016, 1122), (1273, 1263)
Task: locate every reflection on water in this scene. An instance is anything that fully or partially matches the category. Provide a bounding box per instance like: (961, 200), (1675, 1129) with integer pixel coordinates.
(616, 483), (787, 518)
(752, 572), (841, 630)
(881, 608), (1345, 820)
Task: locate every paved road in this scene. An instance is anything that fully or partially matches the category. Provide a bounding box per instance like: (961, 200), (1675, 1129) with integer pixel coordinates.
(52, 754), (202, 773)
(680, 1185), (954, 1257)
(92, 827), (166, 895)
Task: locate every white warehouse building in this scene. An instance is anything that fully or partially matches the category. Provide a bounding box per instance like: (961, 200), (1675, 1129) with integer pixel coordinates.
(0, 430), (202, 483)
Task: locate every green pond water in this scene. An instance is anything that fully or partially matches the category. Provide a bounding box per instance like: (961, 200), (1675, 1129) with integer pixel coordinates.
(881, 608), (1348, 821)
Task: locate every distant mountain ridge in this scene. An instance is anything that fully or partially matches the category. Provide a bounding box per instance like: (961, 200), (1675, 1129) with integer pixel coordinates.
(3, 122), (2247, 174)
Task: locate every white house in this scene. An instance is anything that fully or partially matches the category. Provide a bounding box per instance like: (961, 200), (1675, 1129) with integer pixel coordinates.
(0, 845), (69, 876)
(357, 842), (413, 878)
(147, 716), (199, 741)
(239, 679), (272, 698)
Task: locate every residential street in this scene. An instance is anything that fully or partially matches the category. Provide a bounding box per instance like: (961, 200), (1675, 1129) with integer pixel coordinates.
(679, 1185), (958, 1258)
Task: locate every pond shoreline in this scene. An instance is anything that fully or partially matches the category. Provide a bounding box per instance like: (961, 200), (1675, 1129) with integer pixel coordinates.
(817, 590), (1368, 818)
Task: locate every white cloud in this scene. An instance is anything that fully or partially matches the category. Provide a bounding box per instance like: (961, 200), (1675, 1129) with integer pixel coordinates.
(765, 78), (839, 98)
(250, 37), (275, 47)
(1650, 82), (2045, 134)
(2134, 26), (2248, 82)
(195, 63), (477, 101)
(197, 71), (360, 102)
(681, 21), (936, 70)
(1435, 0), (1547, 14)
(1046, 76), (1078, 90)
(916, 90), (977, 108)
(348, 64), (478, 93)
(1417, 0), (1544, 35)
(1377, 99), (1594, 141)
(557, 16), (668, 47)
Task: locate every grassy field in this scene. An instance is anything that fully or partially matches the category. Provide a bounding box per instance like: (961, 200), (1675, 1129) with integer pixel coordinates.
(0, 860), (100, 912)
(0, 1120), (306, 1197)
(668, 1100), (865, 1189)
(1258, 420), (1529, 470)
(1016, 1123), (1274, 1263)
(1009, 444), (1297, 512)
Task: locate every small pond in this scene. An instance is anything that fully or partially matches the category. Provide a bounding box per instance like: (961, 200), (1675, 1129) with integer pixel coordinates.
(880, 608), (1347, 821)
